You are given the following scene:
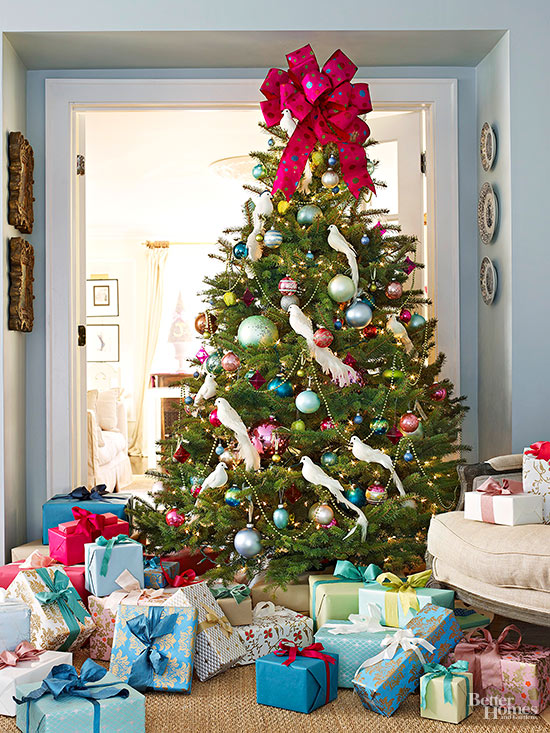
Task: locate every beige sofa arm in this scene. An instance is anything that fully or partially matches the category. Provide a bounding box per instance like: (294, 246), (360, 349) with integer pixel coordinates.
(87, 409), (100, 488)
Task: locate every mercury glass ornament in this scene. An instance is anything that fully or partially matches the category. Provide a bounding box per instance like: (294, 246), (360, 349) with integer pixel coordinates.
(272, 505), (289, 529)
(320, 451), (338, 467)
(295, 389), (321, 414)
(385, 281), (403, 300)
(195, 312), (218, 335)
(309, 503), (334, 526)
(223, 291), (237, 306)
(221, 351), (241, 372)
(408, 313), (426, 331)
(399, 308), (412, 324)
(370, 417), (389, 435)
(291, 419), (306, 432)
(237, 315), (279, 348)
(165, 508), (185, 527)
(399, 412), (420, 434)
(430, 384), (448, 402)
(328, 274), (356, 303)
(234, 524), (262, 558)
(345, 301), (373, 328)
(252, 163), (266, 179)
(280, 294), (300, 311)
(321, 168), (340, 188)
(209, 408), (221, 427)
(249, 416), (289, 457)
(296, 204), (322, 226)
(366, 484), (387, 504)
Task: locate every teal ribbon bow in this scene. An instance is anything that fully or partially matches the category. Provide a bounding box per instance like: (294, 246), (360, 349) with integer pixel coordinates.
(210, 584), (251, 604)
(144, 557), (161, 570)
(14, 659), (129, 733)
(334, 560), (382, 583)
(96, 534), (139, 577)
(35, 569), (90, 651)
(125, 606), (178, 691)
(420, 661), (471, 715)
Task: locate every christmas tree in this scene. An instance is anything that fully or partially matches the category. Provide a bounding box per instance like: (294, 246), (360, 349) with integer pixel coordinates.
(131, 45), (467, 587)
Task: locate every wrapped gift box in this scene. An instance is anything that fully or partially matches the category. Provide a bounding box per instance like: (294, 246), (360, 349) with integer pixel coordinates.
(234, 602), (313, 666)
(420, 662), (473, 724)
(42, 490), (129, 544)
(210, 584), (253, 626)
(15, 660), (144, 732)
(109, 604), (197, 692)
(143, 557), (179, 589)
(251, 579), (309, 615)
(49, 510), (130, 567)
(164, 580), (246, 680)
(0, 647), (72, 716)
(464, 479), (543, 526)
(523, 444), (550, 522)
(85, 538), (144, 597)
(162, 547), (218, 576)
(0, 595), (31, 652)
(453, 601), (493, 632)
(11, 542), (50, 564)
(7, 567), (95, 652)
(0, 557), (89, 608)
(256, 644), (338, 713)
(353, 604), (462, 717)
(447, 625), (550, 714)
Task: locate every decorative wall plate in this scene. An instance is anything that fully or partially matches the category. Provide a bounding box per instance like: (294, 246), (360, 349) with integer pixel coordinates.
(480, 122), (496, 171)
(478, 182), (498, 244)
(480, 256), (497, 305)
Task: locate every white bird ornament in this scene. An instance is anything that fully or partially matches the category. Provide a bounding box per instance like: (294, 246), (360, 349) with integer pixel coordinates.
(193, 373), (218, 406)
(386, 315), (414, 354)
(253, 190), (273, 221)
(280, 109), (297, 138)
(247, 223), (263, 262)
(214, 397), (261, 471)
(327, 224), (359, 295)
(300, 456), (368, 540)
(350, 436), (405, 496)
(201, 462), (229, 492)
(288, 304), (359, 387)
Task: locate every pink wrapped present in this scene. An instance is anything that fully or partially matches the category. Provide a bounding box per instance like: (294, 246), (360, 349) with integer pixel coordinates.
(48, 508), (129, 565)
(0, 552), (90, 607)
(448, 625), (550, 714)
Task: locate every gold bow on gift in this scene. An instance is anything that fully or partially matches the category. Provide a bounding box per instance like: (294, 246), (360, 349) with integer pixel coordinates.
(198, 603), (233, 638)
(376, 569), (432, 627)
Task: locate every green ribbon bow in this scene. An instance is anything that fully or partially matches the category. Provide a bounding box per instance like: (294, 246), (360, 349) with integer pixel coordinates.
(210, 584), (251, 605)
(334, 560), (382, 583)
(96, 535), (139, 577)
(376, 569), (432, 627)
(35, 568), (90, 652)
(421, 661), (471, 716)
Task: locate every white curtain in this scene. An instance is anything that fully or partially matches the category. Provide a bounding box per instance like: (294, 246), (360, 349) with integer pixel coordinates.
(128, 242), (169, 459)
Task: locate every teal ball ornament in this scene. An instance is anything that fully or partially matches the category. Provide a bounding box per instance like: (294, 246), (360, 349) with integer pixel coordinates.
(224, 487), (241, 507)
(273, 504), (289, 529)
(361, 293), (375, 307)
(370, 417), (389, 435)
(267, 377), (293, 397)
(268, 138), (275, 147)
(205, 352), (223, 375)
(238, 315), (279, 348)
(345, 301), (372, 328)
(408, 313), (426, 331)
(328, 274), (356, 303)
(252, 163), (266, 179)
(320, 451), (338, 467)
(215, 443), (225, 456)
(297, 204), (322, 226)
(264, 228), (283, 248)
(344, 486), (366, 507)
(233, 241), (248, 259)
(234, 524), (262, 558)
(295, 389), (321, 414)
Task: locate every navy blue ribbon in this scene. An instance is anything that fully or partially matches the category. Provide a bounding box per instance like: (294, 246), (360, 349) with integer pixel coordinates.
(126, 606), (178, 691)
(52, 485), (109, 501)
(14, 659), (129, 733)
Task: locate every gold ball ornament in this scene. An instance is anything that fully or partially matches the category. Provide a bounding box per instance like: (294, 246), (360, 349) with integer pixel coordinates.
(311, 150), (324, 167)
(296, 368), (305, 377)
(256, 233), (264, 242)
(195, 312), (218, 335)
(223, 291), (237, 306)
(277, 201), (290, 214)
(271, 454), (281, 463)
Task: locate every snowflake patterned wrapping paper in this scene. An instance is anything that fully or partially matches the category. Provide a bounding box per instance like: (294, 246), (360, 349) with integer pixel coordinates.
(143, 559), (179, 589)
(109, 604), (197, 692)
(7, 567), (95, 652)
(163, 581), (246, 680)
(15, 669), (145, 732)
(523, 447), (550, 522)
(234, 603), (313, 665)
(353, 604), (462, 717)
(0, 595), (31, 652)
(0, 650), (72, 716)
(42, 494), (129, 544)
(85, 540), (144, 597)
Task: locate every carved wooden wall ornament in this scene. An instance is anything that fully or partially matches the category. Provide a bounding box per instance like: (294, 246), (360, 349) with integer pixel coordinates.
(8, 131), (35, 234)
(8, 237), (35, 332)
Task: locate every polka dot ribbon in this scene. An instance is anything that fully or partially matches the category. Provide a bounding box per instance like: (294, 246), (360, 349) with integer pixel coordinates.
(260, 43), (376, 200)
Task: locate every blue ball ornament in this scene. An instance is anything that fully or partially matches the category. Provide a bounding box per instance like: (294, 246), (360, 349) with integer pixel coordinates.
(233, 241), (248, 259)
(409, 314), (427, 331)
(353, 413), (363, 424)
(192, 371), (200, 378)
(344, 486), (366, 508)
(361, 234), (370, 245)
(267, 377), (294, 397)
(403, 450), (414, 462)
(345, 301), (373, 328)
(268, 138), (275, 147)
(331, 186), (340, 194)
(272, 505), (289, 529)
(234, 524), (262, 558)
(252, 163), (266, 179)
(370, 417), (389, 435)
(295, 389), (321, 414)
(238, 315), (279, 348)
(320, 451), (338, 467)
(224, 487), (241, 507)
(184, 396), (193, 405)
(306, 250), (315, 261)
(334, 319), (343, 330)
(328, 154), (338, 167)
(264, 228), (283, 248)
(215, 443), (225, 456)
(296, 204), (323, 226)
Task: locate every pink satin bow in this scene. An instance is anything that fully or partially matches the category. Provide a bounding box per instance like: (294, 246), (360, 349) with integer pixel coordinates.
(274, 639), (335, 703)
(260, 44), (375, 200)
(525, 441), (550, 462)
(454, 625), (522, 690)
(0, 642), (44, 670)
(475, 478), (523, 523)
(20, 551), (57, 569)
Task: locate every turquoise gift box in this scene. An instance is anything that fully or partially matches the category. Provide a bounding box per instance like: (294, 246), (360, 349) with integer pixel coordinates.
(353, 604), (462, 717)
(85, 538), (144, 597)
(42, 492), (129, 544)
(110, 604), (198, 692)
(0, 596), (31, 652)
(256, 647), (339, 713)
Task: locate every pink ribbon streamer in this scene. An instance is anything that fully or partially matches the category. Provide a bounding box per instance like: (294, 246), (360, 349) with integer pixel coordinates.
(260, 44), (375, 200)
(20, 551), (57, 569)
(475, 477), (523, 523)
(0, 642), (44, 670)
(454, 625), (522, 691)
(525, 441), (550, 462)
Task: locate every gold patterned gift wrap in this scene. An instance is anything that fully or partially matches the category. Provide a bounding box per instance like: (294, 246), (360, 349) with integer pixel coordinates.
(109, 604), (198, 692)
(523, 444), (550, 522)
(163, 580), (246, 680)
(7, 567), (95, 652)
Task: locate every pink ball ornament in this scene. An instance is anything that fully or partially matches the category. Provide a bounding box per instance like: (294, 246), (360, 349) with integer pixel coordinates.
(366, 484), (387, 504)
(399, 309), (412, 324)
(165, 508), (185, 527)
(320, 418), (336, 431)
(430, 384), (448, 402)
(399, 411), (420, 434)
(249, 417), (289, 458)
(209, 408), (222, 427)
(386, 281), (403, 300)
(313, 327), (334, 348)
(221, 351), (241, 372)
(278, 276), (298, 295)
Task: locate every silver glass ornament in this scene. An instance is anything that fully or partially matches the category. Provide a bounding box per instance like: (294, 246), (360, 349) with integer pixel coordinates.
(321, 168), (340, 188)
(233, 523), (262, 558)
(280, 294), (300, 312)
(312, 503), (334, 526)
(345, 301), (373, 328)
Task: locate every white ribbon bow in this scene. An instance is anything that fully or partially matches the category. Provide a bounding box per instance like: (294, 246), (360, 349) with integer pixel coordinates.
(324, 605), (384, 635)
(353, 627), (436, 679)
(252, 601), (297, 621)
(103, 569), (167, 611)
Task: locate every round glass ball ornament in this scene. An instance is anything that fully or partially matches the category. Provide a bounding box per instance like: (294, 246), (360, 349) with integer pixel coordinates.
(362, 324), (378, 339)
(268, 137), (275, 147)
(221, 351), (241, 373)
(321, 168), (340, 188)
(209, 408), (221, 427)
(192, 371), (200, 378)
(272, 504), (289, 529)
(320, 418), (336, 431)
(238, 315), (279, 348)
(399, 308), (412, 325)
(267, 377), (294, 398)
(165, 508), (185, 527)
(353, 412), (363, 424)
(399, 412), (420, 434)
(345, 301), (372, 328)
(408, 313), (426, 331)
(195, 312), (218, 335)
(296, 204), (322, 226)
(386, 281), (403, 300)
(219, 449), (241, 469)
(264, 228), (283, 248)
(328, 154), (338, 167)
(205, 352), (223, 375)
(280, 294), (300, 311)
(224, 487), (241, 507)
(430, 384), (448, 402)
(184, 396), (193, 405)
(366, 484), (387, 504)
(403, 449), (414, 462)
(306, 250), (315, 261)
(252, 163), (266, 179)
(309, 502), (334, 525)
(382, 368), (404, 381)
(370, 417), (389, 435)
(291, 419), (306, 432)
(278, 275), (298, 295)
(311, 150), (324, 166)
(361, 234), (370, 245)
(320, 451), (338, 467)
(295, 389), (321, 414)
(296, 368), (305, 377)
(344, 486), (366, 507)
(249, 417), (289, 458)
(215, 443), (225, 456)
(313, 327), (333, 348)
(277, 200), (290, 215)
(234, 524), (262, 558)
(233, 241), (248, 259)
(328, 274), (356, 303)
(334, 318), (343, 330)
(223, 291), (237, 307)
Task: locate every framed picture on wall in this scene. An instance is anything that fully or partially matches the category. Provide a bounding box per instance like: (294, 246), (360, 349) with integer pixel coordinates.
(87, 324), (120, 362)
(86, 278), (119, 317)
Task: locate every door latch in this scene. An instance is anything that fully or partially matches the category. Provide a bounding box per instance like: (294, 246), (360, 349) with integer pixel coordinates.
(78, 325), (86, 347)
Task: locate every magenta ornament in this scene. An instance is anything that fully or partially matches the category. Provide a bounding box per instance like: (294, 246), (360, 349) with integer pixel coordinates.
(430, 384), (448, 402)
(403, 256), (417, 275)
(196, 347), (209, 364)
(209, 408), (222, 427)
(278, 276), (298, 295)
(249, 416), (289, 458)
(399, 411), (420, 434)
(242, 288), (255, 307)
(399, 309), (412, 324)
(320, 418), (336, 431)
(165, 508), (185, 527)
(386, 424), (403, 445)
(249, 370), (266, 390)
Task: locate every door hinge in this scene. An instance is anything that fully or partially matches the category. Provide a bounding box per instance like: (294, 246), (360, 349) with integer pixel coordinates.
(76, 154), (85, 176)
(420, 151), (427, 174)
(78, 325), (86, 347)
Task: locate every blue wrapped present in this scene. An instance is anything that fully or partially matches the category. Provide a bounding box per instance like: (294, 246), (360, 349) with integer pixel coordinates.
(15, 658), (144, 732)
(353, 603), (462, 717)
(0, 593), (31, 652)
(358, 569), (454, 627)
(143, 557), (179, 589)
(42, 486), (129, 544)
(85, 536), (144, 597)
(256, 640), (338, 713)
(109, 604), (198, 692)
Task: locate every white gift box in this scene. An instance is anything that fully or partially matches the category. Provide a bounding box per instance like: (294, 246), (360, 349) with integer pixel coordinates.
(0, 650), (72, 716)
(523, 447), (550, 522)
(464, 488), (543, 526)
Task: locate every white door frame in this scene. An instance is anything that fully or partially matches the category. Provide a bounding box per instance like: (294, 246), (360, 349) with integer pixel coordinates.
(45, 77), (458, 498)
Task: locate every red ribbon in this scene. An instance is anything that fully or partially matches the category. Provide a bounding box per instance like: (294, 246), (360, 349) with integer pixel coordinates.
(454, 625), (522, 691)
(274, 639), (335, 703)
(525, 441), (550, 462)
(161, 565), (201, 588)
(68, 507), (109, 538)
(260, 44), (375, 200)
(475, 478), (523, 523)
(0, 642), (44, 670)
